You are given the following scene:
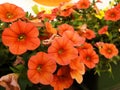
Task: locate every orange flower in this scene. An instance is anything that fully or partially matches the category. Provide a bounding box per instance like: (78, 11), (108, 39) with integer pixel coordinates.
(50, 66), (73, 90)
(98, 25), (108, 35)
(58, 23), (74, 35)
(45, 22), (57, 35)
(42, 22), (57, 39)
(27, 52), (56, 85)
(104, 8), (120, 21)
(62, 30), (85, 46)
(29, 18), (44, 27)
(99, 43), (118, 59)
(82, 29), (96, 40)
(76, 0), (90, 9)
(79, 49), (99, 69)
(48, 37), (78, 65)
(115, 3), (120, 11)
(52, 8), (59, 15)
(0, 3), (25, 22)
(41, 13), (56, 20)
(60, 8), (73, 17)
(2, 20), (40, 55)
(77, 42), (93, 54)
(37, 10), (56, 20)
(69, 57), (85, 84)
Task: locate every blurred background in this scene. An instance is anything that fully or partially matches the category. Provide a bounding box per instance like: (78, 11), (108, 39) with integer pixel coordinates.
(0, 0), (112, 15)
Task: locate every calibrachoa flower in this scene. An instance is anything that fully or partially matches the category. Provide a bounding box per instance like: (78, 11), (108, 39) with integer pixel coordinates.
(48, 37), (78, 65)
(27, 52), (56, 84)
(59, 8), (73, 17)
(76, 0), (90, 9)
(115, 3), (120, 11)
(58, 23), (74, 36)
(69, 57), (85, 84)
(45, 22), (57, 36)
(104, 8), (120, 21)
(0, 3), (25, 22)
(99, 43), (118, 59)
(98, 25), (108, 35)
(50, 66), (73, 90)
(79, 49), (99, 69)
(77, 42), (93, 54)
(40, 13), (56, 20)
(0, 0), (120, 90)
(82, 29), (96, 40)
(62, 30), (85, 46)
(2, 20), (40, 55)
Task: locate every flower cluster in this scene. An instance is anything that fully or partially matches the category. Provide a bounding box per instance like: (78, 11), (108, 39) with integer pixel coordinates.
(0, 0), (120, 90)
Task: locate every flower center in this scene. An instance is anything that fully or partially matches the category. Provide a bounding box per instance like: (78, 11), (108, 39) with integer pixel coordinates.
(107, 49), (112, 53)
(18, 34), (26, 41)
(6, 12), (14, 19)
(110, 12), (116, 17)
(86, 56), (91, 60)
(58, 48), (64, 54)
(37, 65), (42, 71)
(81, 3), (87, 7)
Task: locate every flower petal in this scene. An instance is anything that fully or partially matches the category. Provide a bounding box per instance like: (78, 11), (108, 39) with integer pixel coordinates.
(9, 41), (27, 55)
(26, 38), (40, 50)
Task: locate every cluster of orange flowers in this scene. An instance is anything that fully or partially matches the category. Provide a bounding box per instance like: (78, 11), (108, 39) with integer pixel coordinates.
(0, 0), (120, 90)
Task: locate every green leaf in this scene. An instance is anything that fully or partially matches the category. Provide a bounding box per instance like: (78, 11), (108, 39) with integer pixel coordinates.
(32, 5), (39, 14)
(16, 64), (25, 71)
(10, 66), (19, 73)
(19, 75), (32, 90)
(10, 64), (25, 73)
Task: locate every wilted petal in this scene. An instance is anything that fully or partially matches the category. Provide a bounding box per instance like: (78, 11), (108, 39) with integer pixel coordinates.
(0, 73), (20, 90)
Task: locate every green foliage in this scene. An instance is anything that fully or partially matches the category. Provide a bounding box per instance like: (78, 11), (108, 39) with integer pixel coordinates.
(32, 5), (39, 14)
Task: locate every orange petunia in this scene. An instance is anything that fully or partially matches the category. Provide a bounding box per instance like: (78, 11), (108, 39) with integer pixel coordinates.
(98, 25), (108, 35)
(45, 22), (57, 34)
(41, 13), (56, 20)
(99, 43), (118, 59)
(82, 29), (96, 40)
(104, 8), (120, 21)
(79, 49), (99, 69)
(48, 37), (78, 65)
(59, 8), (73, 17)
(76, 0), (90, 9)
(45, 22), (57, 37)
(77, 42), (93, 54)
(62, 30), (85, 46)
(50, 66), (73, 90)
(27, 52), (56, 85)
(69, 57), (85, 84)
(58, 23), (74, 36)
(2, 20), (40, 55)
(40, 22), (57, 41)
(0, 3), (25, 22)
(52, 8), (59, 15)
(115, 3), (120, 11)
